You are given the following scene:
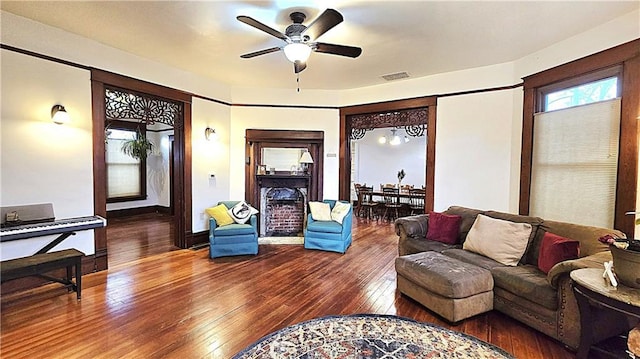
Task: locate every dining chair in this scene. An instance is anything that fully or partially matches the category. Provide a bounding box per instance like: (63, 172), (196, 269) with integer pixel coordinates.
(353, 183), (362, 216)
(382, 187), (402, 222)
(357, 185), (379, 220)
(409, 188), (426, 215)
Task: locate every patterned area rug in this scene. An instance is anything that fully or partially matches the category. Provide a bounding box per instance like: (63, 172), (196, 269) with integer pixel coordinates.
(233, 314), (514, 358)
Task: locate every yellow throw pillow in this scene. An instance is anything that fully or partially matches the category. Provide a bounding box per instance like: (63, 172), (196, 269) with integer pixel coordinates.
(206, 204), (235, 226)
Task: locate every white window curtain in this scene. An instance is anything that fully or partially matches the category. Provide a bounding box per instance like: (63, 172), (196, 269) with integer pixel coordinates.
(529, 98), (621, 228)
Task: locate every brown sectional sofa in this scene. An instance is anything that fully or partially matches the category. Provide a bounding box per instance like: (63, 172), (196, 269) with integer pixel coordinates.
(394, 205), (628, 350)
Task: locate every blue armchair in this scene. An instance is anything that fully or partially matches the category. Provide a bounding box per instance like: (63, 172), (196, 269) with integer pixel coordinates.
(209, 201), (258, 259)
(304, 200), (353, 253)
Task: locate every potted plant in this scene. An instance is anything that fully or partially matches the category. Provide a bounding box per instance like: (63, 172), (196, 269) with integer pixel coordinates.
(121, 128), (154, 160)
(397, 169), (406, 187)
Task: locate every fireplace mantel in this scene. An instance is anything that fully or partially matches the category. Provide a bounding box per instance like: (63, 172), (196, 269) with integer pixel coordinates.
(245, 130), (324, 231)
(257, 174), (310, 189)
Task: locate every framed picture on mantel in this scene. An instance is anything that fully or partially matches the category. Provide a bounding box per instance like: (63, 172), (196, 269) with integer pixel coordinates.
(257, 165), (266, 175)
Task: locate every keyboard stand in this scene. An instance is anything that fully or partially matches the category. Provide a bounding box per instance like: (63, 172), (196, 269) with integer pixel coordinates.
(36, 232), (76, 254)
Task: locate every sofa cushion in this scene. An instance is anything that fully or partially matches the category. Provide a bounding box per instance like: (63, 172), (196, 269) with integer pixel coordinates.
(541, 220), (624, 258)
(309, 201), (332, 221)
(485, 210), (543, 265)
(537, 232), (580, 274)
(206, 204), (235, 227)
(491, 265), (558, 311)
(228, 201), (258, 224)
(330, 201), (351, 224)
(441, 248), (507, 270)
(307, 220), (343, 234)
(213, 223), (255, 237)
(426, 211), (461, 244)
(443, 206), (485, 244)
(395, 251), (493, 299)
(401, 237), (461, 255)
(463, 214), (532, 266)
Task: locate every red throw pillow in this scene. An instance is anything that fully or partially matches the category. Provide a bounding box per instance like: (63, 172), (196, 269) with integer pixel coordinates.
(426, 211), (462, 244)
(537, 232), (580, 274)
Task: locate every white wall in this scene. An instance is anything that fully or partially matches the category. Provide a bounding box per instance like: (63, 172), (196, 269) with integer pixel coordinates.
(191, 98), (231, 232)
(434, 90), (519, 212)
(229, 106), (340, 200)
(0, 50), (95, 260)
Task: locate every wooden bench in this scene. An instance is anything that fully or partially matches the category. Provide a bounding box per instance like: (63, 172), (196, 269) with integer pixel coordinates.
(1, 249), (84, 299)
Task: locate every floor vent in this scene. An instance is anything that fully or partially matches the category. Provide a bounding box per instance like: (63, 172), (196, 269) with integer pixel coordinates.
(381, 72), (410, 81)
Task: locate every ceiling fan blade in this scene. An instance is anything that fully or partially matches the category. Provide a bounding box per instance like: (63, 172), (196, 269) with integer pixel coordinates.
(237, 15), (288, 41)
(301, 8), (343, 40)
(294, 61), (307, 74)
(240, 47), (281, 59)
(314, 42), (362, 58)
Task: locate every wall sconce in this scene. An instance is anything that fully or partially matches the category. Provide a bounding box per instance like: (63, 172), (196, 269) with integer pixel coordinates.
(204, 127), (217, 141)
(51, 104), (70, 125)
(299, 151), (314, 174)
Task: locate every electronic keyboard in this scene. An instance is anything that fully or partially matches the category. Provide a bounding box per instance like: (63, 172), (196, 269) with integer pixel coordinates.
(0, 216), (106, 242)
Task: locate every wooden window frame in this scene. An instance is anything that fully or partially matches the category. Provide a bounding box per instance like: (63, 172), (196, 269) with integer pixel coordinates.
(520, 39), (640, 236)
(105, 120), (148, 203)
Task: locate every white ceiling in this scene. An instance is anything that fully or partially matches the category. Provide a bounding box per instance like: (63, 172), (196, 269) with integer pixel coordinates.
(2, 1), (637, 91)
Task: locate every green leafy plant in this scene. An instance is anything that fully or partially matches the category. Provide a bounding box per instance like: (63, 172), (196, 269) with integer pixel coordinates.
(121, 129), (153, 160)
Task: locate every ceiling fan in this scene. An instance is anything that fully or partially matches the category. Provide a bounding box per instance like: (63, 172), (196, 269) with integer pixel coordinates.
(237, 8), (362, 74)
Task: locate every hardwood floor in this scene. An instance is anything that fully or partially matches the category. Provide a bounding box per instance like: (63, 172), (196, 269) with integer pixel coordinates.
(106, 212), (179, 267)
(0, 217), (575, 358)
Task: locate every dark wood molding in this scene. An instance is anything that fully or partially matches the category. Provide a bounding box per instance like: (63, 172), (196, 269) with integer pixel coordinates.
(106, 205), (171, 219)
(91, 69), (191, 103)
(91, 69), (193, 265)
(520, 38), (640, 236)
(523, 39), (640, 89)
(91, 80), (108, 272)
(339, 96), (437, 205)
(616, 54), (640, 236)
(190, 231), (209, 248)
(425, 104), (437, 213)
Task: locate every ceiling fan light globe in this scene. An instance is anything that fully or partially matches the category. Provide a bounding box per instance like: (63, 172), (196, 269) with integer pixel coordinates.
(284, 43), (312, 63)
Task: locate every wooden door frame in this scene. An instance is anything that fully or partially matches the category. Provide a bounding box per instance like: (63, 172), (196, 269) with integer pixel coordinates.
(339, 96), (437, 212)
(91, 69), (193, 271)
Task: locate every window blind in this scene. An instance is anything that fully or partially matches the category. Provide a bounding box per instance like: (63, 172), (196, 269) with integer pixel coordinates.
(106, 137), (142, 198)
(529, 98), (621, 228)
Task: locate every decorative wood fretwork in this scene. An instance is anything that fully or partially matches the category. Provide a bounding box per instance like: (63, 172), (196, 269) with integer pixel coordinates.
(105, 87), (183, 128)
(348, 108), (428, 140)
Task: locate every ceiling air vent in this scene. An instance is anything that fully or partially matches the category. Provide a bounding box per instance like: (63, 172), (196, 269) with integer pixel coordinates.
(381, 72), (410, 81)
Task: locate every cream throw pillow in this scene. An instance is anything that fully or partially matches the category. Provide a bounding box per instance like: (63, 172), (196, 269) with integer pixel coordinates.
(463, 214), (532, 266)
(309, 201), (332, 221)
(330, 201), (351, 224)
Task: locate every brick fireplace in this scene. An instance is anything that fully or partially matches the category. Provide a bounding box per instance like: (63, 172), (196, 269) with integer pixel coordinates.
(257, 175), (310, 237)
(261, 187), (306, 237)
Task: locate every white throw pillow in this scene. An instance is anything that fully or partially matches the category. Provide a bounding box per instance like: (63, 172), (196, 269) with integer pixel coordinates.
(227, 201), (259, 224)
(330, 201), (351, 224)
(309, 201), (332, 221)
(462, 214), (532, 266)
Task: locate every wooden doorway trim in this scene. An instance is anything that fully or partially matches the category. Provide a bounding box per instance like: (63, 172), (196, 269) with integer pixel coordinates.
(90, 69), (193, 271)
(339, 96), (437, 212)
